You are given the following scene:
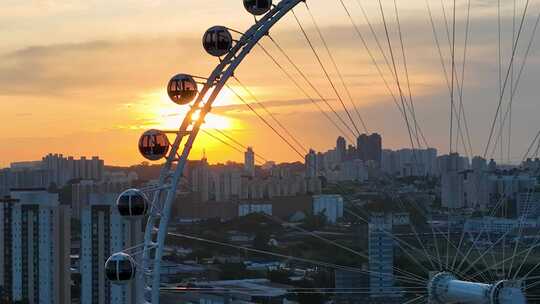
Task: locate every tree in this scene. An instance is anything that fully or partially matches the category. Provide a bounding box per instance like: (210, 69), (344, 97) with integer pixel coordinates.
(302, 211), (328, 230)
(293, 279), (325, 304)
(218, 263), (260, 280)
(268, 269), (291, 284)
(185, 248), (214, 261)
(253, 231), (271, 251)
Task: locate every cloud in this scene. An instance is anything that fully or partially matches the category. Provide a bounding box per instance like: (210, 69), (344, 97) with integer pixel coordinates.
(0, 38), (208, 100)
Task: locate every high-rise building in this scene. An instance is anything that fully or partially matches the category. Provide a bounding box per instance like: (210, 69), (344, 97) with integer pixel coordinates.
(381, 149), (399, 175)
(357, 134), (369, 161)
(368, 215), (401, 300)
(338, 159), (368, 182)
(305, 149), (318, 178)
(518, 192), (540, 219)
(486, 173), (537, 210)
(442, 155), (538, 211)
(1, 154), (105, 196)
(191, 158), (210, 203)
(0, 167), (50, 196)
(212, 166), (242, 202)
(70, 172), (138, 220)
(42, 153), (104, 186)
(244, 147), (255, 177)
(462, 157), (489, 209)
(357, 133), (382, 165)
(471, 156), (487, 172)
(440, 153), (466, 209)
(369, 133), (382, 165)
(381, 148), (438, 177)
(304, 150), (322, 193)
(72, 180), (99, 220)
(0, 196), (16, 301)
(8, 189), (71, 304)
(80, 193), (143, 304)
(0, 169), (10, 197)
(336, 136), (347, 162)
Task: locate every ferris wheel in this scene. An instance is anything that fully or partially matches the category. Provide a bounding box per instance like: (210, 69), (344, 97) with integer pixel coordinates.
(102, 0), (540, 303)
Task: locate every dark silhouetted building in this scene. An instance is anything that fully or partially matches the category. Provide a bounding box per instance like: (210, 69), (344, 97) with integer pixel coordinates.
(357, 133), (382, 166)
(336, 136), (347, 162)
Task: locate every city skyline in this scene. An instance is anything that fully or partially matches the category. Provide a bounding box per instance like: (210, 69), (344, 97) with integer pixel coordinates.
(2, 1), (540, 167)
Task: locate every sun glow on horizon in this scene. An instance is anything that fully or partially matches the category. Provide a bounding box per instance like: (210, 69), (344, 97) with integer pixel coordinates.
(127, 89), (242, 132)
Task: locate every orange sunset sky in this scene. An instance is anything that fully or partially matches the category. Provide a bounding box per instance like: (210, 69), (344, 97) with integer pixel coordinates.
(1, 0), (540, 167)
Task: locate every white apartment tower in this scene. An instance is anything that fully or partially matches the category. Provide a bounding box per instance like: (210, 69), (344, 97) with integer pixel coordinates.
(81, 193), (143, 304)
(368, 215), (401, 300)
(9, 189), (71, 304)
(441, 153), (466, 209)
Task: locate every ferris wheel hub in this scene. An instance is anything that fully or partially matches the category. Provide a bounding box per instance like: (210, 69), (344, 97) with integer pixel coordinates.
(428, 272), (526, 304)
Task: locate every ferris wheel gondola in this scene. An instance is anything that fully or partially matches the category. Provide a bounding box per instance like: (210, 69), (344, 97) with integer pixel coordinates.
(105, 253), (137, 284)
(167, 74), (198, 105)
(138, 129), (170, 161)
(244, 0), (272, 16)
(116, 189), (149, 218)
(202, 26), (233, 57)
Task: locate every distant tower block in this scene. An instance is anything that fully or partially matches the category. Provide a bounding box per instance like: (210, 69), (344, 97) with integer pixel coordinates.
(336, 136), (346, 162)
(244, 147), (255, 177)
(428, 272), (526, 304)
(305, 149), (318, 178)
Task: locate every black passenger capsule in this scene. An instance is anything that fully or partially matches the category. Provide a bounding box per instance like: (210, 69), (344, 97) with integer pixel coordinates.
(203, 26), (233, 57)
(167, 74), (198, 105)
(138, 129), (170, 161)
(244, 0), (272, 15)
(105, 253), (137, 284)
(117, 189), (149, 218)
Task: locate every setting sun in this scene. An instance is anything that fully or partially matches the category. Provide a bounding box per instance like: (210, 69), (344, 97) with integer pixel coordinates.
(129, 89), (241, 132)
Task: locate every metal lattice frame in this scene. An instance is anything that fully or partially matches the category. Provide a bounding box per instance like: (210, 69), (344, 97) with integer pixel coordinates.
(140, 1), (303, 303)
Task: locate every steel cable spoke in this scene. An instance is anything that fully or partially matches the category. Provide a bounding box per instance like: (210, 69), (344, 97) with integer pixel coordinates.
(339, 0), (428, 148)
(304, 2), (369, 135)
(232, 76), (308, 154)
(291, 9), (359, 138)
(376, 0), (419, 167)
(257, 40), (355, 142)
(484, 0), (531, 158)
